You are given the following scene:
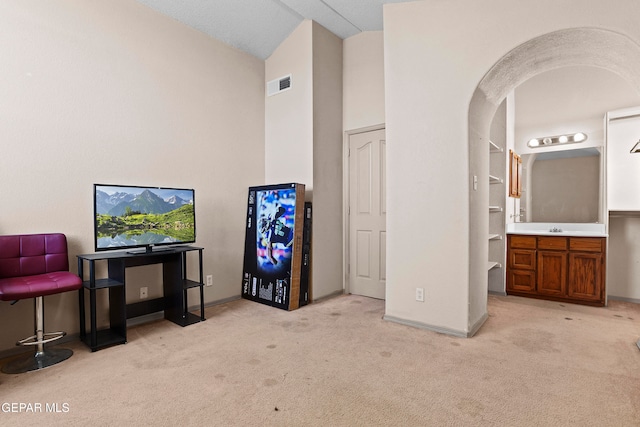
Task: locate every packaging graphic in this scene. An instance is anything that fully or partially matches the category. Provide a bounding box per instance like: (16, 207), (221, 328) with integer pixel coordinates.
(242, 183), (306, 310)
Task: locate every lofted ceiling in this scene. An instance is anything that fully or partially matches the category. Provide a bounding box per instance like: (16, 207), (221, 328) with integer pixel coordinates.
(132, 1), (640, 135)
(133, 0), (407, 60)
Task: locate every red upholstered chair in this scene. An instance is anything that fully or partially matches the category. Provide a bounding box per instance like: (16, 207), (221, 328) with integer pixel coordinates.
(0, 233), (82, 373)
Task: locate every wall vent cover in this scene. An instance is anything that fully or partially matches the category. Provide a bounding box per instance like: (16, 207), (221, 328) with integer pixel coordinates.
(267, 74), (292, 96)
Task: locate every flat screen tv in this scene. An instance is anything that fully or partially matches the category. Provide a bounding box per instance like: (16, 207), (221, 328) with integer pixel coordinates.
(93, 184), (196, 253)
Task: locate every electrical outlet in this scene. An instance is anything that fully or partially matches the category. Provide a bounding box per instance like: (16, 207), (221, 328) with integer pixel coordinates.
(206, 275), (213, 287)
(415, 287), (424, 302)
(140, 286), (148, 299)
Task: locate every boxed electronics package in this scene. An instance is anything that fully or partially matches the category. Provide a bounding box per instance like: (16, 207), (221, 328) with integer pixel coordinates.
(241, 183), (311, 310)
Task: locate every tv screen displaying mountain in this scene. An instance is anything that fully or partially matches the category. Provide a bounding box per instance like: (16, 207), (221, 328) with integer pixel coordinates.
(94, 184), (196, 252)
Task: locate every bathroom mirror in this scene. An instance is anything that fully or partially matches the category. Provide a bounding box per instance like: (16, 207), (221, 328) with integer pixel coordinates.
(520, 147), (601, 223)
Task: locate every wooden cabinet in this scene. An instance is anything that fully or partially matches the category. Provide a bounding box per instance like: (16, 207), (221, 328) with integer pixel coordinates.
(537, 250), (567, 297)
(506, 235), (536, 293)
(506, 235), (605, 306)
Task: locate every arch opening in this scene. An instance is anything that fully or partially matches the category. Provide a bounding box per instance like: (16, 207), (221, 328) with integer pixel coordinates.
(467, 27), (640, 332)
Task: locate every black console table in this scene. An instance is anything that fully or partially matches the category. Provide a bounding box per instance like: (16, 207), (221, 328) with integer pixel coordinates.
(77, 246), (205, 352)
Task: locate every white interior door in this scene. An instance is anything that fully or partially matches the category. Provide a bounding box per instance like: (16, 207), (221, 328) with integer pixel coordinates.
(349, 129), (386, 299)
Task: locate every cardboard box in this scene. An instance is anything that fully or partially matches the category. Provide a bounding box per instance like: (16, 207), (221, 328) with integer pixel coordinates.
(241, 183), (306, 310)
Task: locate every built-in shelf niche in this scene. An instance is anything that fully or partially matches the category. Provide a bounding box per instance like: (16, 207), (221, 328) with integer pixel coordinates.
(488, 97), (510, 295)
(489, 140), (503, 153)
(489, 174), (503, 184)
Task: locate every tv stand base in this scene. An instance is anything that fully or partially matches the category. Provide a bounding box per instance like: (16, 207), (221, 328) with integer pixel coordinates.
(78, 246), (205, 351)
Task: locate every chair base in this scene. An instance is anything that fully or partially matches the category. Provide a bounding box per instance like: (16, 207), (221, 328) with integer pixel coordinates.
(1, 348), (74, 374)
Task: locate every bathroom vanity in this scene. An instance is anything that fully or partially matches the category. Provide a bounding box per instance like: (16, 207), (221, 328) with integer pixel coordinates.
(506, 223), (606, 306)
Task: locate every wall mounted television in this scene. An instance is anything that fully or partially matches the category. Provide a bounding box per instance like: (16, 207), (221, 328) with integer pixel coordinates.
(93, 184), (195, 253)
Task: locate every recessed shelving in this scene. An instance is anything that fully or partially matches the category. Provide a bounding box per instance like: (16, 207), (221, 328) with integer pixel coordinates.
(489, 174), (503, 184)
(489, 140), (503, 153)
(488, 102), (509, 294)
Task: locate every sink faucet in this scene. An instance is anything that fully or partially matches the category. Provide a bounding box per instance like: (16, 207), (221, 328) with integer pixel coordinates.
(549, 227), (563, 233)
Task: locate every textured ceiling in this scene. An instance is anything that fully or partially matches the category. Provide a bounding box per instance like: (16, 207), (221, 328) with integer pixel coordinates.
(133, 0), (407, 60)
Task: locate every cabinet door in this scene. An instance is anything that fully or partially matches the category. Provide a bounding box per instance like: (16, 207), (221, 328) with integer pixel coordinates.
(537, 250), (567, 296)
(507, 269), (536, 293)
(568, 252), (603, 302)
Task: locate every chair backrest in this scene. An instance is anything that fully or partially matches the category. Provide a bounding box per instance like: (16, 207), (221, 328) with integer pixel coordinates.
(0, 234), (70, 279)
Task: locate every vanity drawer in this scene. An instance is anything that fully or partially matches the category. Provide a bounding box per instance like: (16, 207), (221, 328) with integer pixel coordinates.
(538, 236), (567, 250)
(509, 235), (536, 249)
(508, 249), (536, 270)
(569, 237), (604, 253)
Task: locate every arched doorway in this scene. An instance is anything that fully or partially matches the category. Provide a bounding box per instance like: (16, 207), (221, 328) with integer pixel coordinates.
(468, 28), (640, 329)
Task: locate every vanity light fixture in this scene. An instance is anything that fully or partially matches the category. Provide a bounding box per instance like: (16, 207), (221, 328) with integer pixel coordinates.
(631, 139), (640, 153)
(574, 132), (587, 142)
(527, 132), (588, 148)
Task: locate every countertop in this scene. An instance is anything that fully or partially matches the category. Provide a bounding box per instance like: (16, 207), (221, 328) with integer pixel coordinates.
(505, 222), (607, 237)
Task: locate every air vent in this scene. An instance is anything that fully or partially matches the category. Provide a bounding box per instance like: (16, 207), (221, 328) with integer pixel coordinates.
(267, 74), (292, 97)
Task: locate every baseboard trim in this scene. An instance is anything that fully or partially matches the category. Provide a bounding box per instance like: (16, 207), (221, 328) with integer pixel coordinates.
(204, 294), (242, 308)
(488, 291), (507, 297)
(127, 311), (165, 327)
(607, 295), (640, 304)
(312, 290), (345, 304)
(384, 312), (489, 338)
(468, 312), (489, 337)
(383, 315), (463, 338)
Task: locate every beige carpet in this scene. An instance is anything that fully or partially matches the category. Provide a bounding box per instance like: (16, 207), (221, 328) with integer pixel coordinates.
(1, 294), (639, 426)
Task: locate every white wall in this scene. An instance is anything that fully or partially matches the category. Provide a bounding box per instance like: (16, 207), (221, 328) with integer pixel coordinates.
(383, 0), (640, 336)
(513, 66), (640, 156)
(265, 21), (344, 300)
(607, 107), (640, 210)
(608, 216), (640, 301)
(0, 1), (265, 351)
(606, 107), (640, 301)
(312, 22), (344, 300)
(265, 21), (314, 187)
(343, 32), (385, 131)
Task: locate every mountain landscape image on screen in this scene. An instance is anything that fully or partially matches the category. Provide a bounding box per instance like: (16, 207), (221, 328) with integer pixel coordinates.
(95, 185), (195, 249)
